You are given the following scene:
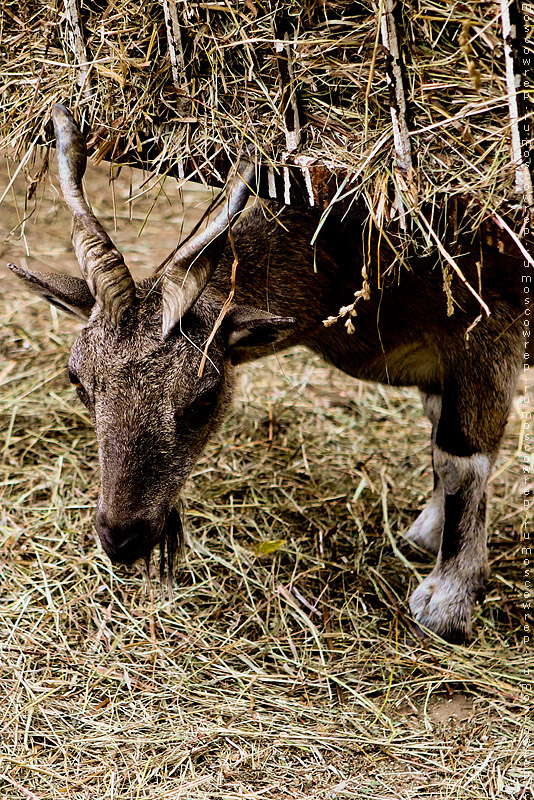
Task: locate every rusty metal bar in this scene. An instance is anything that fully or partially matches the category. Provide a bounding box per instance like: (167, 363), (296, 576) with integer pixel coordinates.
(379, 0), (412, 175)
(161, 0), (187, 92)
(64, 0), (91, 99)
(500, 0), (533, 206)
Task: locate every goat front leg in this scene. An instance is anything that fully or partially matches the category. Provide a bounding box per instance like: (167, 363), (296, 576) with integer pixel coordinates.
(405, 390), (444, 554)
(409, 344), (520, 642)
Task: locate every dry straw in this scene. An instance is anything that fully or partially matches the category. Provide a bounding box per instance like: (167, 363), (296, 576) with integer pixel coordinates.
(1, 4), (533, 796)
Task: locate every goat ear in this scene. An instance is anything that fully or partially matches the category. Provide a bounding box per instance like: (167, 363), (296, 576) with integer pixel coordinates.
(225, 306), (296, 363)
(7, 263), (96, 320)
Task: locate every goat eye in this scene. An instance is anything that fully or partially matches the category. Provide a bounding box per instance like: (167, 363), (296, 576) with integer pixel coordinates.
(196, 387), (219, 407)
(68, 369), (81, 387)
(76, 386), (92, 409)
(177, 387), (219, 422)
(68, 369), (91, 407)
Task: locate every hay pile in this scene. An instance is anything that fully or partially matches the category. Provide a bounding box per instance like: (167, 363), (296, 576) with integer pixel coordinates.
(1, 0), (533, 218)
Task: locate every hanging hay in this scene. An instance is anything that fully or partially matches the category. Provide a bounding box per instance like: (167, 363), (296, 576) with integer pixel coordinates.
(1, 1), (533, 221)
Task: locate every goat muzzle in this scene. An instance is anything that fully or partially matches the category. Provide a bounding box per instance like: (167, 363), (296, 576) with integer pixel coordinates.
(96, 507), (165, 565)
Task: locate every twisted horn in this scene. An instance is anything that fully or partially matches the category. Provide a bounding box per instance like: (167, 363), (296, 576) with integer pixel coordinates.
(52, 104), (136, 327)
(161, 160), (256, 338)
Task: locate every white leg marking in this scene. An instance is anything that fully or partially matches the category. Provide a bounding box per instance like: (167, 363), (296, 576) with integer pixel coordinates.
(432, 449), (491, 497)
(405, 488), (444, 554)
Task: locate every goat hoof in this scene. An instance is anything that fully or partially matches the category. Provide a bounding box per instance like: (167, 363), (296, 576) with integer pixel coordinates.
(408, 568), (480, 643)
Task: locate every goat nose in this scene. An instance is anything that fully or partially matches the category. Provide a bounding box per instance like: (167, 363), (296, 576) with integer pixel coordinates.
(95, 509), (161, 564)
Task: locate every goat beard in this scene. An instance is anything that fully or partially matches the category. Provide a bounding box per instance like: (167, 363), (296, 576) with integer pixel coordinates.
(143, 502), (185, 584)
(160, 502), (185, 583)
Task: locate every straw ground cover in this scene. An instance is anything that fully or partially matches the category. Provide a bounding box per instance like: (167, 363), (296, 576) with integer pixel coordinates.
(0, 160), (532, 799)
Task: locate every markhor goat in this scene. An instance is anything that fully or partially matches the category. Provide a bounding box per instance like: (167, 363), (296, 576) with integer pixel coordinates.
(9, 105), (528, 642)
